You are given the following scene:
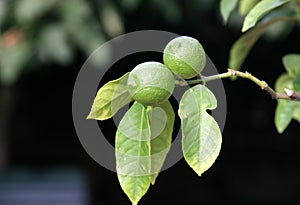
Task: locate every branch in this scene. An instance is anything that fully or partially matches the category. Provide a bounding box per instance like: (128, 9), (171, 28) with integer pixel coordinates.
(183, 69), (300, 101)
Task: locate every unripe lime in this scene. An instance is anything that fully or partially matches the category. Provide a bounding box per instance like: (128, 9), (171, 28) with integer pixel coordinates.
(127, 62), (175, 106)
(163, 36), (206, 79)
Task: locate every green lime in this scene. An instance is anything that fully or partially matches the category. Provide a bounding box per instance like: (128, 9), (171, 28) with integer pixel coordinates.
(127, 62), (175, 106)
(163, 36), (206, 79)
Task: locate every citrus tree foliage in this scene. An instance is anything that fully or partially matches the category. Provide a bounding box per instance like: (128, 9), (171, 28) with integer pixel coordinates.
(0, 0), (107, 84)
(88, 36), (222, 204)
(0, 0), (187, 85)
(220, 0), (300, 132)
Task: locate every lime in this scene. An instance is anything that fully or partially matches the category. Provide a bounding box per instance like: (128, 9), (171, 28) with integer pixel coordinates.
(163, 36), (206, 79)
(127, 62), (175, 106)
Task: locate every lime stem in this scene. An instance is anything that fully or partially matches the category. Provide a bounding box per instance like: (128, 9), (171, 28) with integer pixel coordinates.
(184, 68), (300, 101)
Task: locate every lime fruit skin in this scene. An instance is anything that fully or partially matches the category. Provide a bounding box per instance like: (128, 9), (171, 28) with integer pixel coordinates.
(127, 62), (175, 106)
(163, 36), (206, 79)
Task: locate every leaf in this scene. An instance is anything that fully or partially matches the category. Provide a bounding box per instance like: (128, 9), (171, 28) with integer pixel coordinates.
(0, 0), (8, 26)
(293, 106), (300, 123)
(179, 85), (222, 176)
(149, 101), (174, 185)
(275, 100), (296, 133)
(37, 24), (73, 64)
(242, 0), (290, 32)
(239, 0), (261, 15)
(100, 2), (124, 37)
(87, 73), (133, 120)
(0, 40), (31, 85)
(220, 0), (239, 23)
(60, 0), (92, 23)
(115, 102), (151, 204)
(275, 73), (294, 93)
(274, 73), (296, 133)
(261, 7), (296, 41)
(282, 54), (300, 77)
(229, 18), (295, 70)
(293, 74), (300, 91)
(15, 0), (58, 22)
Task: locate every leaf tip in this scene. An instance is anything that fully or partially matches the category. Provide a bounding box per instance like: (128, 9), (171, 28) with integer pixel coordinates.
(86, 112), (95, 120)
(276, 128), (284, 134)
(241, 24), (248, 32)
(275, 122), (285, 134)
(150, 177), (156, 185)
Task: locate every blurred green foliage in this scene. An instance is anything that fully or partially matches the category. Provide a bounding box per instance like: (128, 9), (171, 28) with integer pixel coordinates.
(0, 0), (218, 85)
(0, 0), (127, 85)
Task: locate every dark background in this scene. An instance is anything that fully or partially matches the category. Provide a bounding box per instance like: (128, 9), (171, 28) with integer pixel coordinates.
(1, 0), (300, 205)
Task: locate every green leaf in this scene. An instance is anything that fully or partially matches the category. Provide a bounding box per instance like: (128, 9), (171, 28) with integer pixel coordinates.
(282, 54), (300, 77)
(116, 102), (151, 205)
(239, 0), (261, 15)
(293, 74), (300, 91)
(275, 73), (294, 93)
(0, 41), (31, 85)
(0, 0), (8, 26)
(87, 73), (133, 120)
(37, 24), (73, 64)
(274, 73), (296, 133)
(60, 0), (92, 23)
(15, 0), (58, 22)
(179, 85), (222, 176)
(275, 100), (296, 133)
(293, 106), (300, 123)
(261, 7), (296, 41)
(229, 18), (292, 70)
(220, 0), (239, 23)
(242, 0), (290, 32)
(149, 101), (174, 185)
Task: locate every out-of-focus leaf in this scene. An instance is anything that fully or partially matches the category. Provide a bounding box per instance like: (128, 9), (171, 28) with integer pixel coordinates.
(274, 73), (296, 133)
(0, 40), (31, 85)
(101, 3), (124, 37)
(15, 0), (58, 22)
(0, 0), (7, 26)
(60, 0), (105, 59)
(151, 0), (182, 24)
(60, 0), (92, 23)
(68, 21), (105, 56)
(37, 24), (73, 64)
(87, 73), (133, 120)
(220, 0), (239, 23)
(229, 18), (296, 70)
(242, 0), (290, 32)
(149, 101), (174, 185)
(275, 73), (294, 92)
(179, 85), (222, 176)
(293, 74), (300, 91)
(116, 102), (151, 205)
(262, 7), (296, 40)
(239, 0), (261, 15)
(263, 20), (294, 40)
(293, 106), (300, 123)
(282, 54), (300, 77)
(275, 99), (296, 133)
